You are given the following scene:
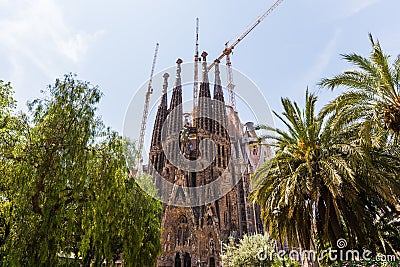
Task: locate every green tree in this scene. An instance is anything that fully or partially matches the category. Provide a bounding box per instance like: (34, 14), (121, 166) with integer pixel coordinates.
(0, 80), (20, 262)
(318, 33), (400, 257)
(0, 74), (161, 266)
(250, 91), (400, 259)
(221, 234), (300, 267)
(319, 33), (400, 147)
(221, 234), (275, 267)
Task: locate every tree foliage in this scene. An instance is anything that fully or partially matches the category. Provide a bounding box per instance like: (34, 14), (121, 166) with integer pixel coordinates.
(221, 234), (300, 267)
(0, 80), (20, 263)
(221, 234), (275, 267)
(0, 74), (161, 266)
(250, 90), (400, 261)
(319, 33), (400, 147)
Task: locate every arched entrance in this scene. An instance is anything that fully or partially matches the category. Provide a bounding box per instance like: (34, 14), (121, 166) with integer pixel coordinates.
(209, 257), (215, 267)
(174, 253), (181, 267)
(184, 252), (191, 267)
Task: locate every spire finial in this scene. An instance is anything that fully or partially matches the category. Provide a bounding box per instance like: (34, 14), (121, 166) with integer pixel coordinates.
(176, 58), (182, 78)
(201, 51), (209, 83)
(162, 73), (169, 94)
(201, 51), (208, 61)
(174, 58), (183, 88)
(214, 60), (221, 86)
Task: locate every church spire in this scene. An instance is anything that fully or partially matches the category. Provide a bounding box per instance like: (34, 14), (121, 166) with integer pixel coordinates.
(213, 60), (224, 102)
(196, 51), (212, 132)
(169, 58), (183, 112)
(150, 73), (169, 149)
(213, 60), (228, 141)
(149, 73), (169, 175)
(166, 59), (183, 164)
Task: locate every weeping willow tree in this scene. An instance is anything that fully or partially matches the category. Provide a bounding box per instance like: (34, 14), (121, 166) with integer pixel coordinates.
(0, 74), (161, 267)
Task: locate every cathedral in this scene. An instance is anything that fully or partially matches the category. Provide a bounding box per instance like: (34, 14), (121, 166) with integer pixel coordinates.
(148, 51), (271, 267)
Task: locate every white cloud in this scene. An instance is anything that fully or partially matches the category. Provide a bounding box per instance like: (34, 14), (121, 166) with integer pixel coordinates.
(0, 0), (103, 79)
(57, 31), (104, 63)
(297, 30), (341, 91)
(0, 0), (9, 7)
(345, 0), (382, 16)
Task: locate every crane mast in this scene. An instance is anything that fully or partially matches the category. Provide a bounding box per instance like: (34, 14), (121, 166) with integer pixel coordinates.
(207, 0), (284, 109)
(137, 43), (159, 175)
(225, 42), (236, 109)
(193, 18), (200, 112)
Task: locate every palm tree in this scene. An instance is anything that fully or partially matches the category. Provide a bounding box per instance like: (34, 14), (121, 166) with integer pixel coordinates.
(249, 90), (400, 257)
(319, 33), (400, 147)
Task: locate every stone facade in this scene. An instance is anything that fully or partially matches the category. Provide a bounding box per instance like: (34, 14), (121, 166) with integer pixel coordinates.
(148, 53), (271, 267)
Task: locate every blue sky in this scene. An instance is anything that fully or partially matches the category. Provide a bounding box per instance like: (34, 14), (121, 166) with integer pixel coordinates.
(1, 0), (399, 145)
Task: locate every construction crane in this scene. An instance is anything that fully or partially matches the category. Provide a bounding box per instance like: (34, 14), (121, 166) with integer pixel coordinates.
(193, 18), (200, 111)
(225, 42), (236, 109)
(207, 0), (284, 109)
(137, 43), (159, 175)
(192, 18), (200, 126)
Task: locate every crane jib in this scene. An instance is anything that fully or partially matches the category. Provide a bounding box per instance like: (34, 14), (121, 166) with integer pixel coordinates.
(207, 0), (283, 72)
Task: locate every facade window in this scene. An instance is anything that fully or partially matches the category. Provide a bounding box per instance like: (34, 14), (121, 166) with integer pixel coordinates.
(207, 216), (213, 226)
(178, 227), (183, 246)
(224, 211), (228, 225)
(222, 146), (225, 168)
(253, 147), (258, 155)
(191, 172), (196, 187)
(177, 216), (189, 247)
(239, 190), (244, 203)
(217, 144), (221, 167)
(209, 239), (215, 253)
(241, 208), (246, 222)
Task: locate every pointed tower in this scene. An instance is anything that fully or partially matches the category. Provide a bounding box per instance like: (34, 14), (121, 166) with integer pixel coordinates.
(195, 51), (212, 133)
(213, 60), (224, 102)
(168, 58), (183, 118)
(213, 60), (229, 166)
(154, 52), (267, 267)
(164, 59), (184, 182)
(149, 73), (169, 177)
